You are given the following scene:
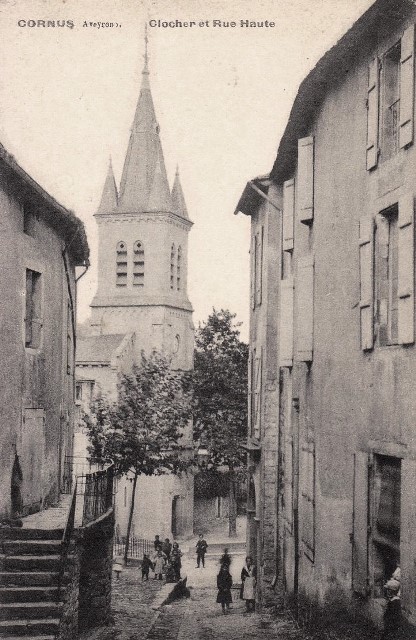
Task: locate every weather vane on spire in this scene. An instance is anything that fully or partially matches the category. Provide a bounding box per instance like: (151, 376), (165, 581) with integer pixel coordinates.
(143, 23), (149, 73)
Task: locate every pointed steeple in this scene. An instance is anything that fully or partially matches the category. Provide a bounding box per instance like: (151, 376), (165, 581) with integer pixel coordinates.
(171, 166), (189, 219)
(147, 142), (172, 212)
(117, 30), (171, 213)
(97, 157), (118, 213)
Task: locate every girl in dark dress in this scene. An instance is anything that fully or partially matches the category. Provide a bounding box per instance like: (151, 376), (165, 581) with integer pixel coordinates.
(216, 564), (233, 614)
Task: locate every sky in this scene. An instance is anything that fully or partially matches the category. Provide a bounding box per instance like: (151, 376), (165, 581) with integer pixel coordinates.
(0, 0), (374, 341)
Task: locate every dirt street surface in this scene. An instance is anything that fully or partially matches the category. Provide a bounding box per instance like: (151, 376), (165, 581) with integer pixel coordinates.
(79, 544), (298, 640)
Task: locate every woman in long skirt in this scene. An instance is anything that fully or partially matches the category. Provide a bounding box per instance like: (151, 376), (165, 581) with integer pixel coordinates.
(240, 556), (257, 612)
(216, 565), (233, 614)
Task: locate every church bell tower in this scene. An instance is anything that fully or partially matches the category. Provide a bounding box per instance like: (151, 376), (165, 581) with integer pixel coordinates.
(90, 33), (194, 371)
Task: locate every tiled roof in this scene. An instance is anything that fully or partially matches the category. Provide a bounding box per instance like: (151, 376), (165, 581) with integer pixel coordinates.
(76, 334), (127, 364)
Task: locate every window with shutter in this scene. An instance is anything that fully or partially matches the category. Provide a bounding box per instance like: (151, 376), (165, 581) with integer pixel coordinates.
(367, 58), (380, 170)
(400, 458), (416, 619)
(283, 178), (295, 250)
(248, 350), (253, 436)
(399, 25), (415, 149)
(359, 217), (374, 350)
(280, 277), (294, 367)
(352, 451), (370, 596)
(296, 255), (314, 362)
(381, 43), (401, 161)
(398, 193), (415, 344)
(297, 137), (314, 223)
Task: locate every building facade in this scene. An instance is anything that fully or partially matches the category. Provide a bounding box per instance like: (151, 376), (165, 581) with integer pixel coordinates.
(76, 47), (194, 541)
(236, 0), (416, 630)
(0, 142), (89, 520)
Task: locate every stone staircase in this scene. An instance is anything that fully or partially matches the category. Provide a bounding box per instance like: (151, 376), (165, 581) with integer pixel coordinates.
(0, 527), (64, 639)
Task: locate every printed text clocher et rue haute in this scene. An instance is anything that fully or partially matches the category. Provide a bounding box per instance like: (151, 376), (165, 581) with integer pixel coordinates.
(148, 19), (276, 28)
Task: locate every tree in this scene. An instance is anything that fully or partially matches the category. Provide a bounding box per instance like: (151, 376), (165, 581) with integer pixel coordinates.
(85, 351), (192, 564)
(192, 309), (248, 537)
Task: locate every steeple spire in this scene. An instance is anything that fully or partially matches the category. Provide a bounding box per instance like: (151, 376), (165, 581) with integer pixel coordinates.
(97, 157), (118, 213)
(117, 29), (172, 213)
(171, 166), (189, 219)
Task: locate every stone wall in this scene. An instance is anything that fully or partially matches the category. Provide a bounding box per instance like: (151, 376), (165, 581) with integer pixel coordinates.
(57, 534), (81, 640)
(78, 510), (114, 631)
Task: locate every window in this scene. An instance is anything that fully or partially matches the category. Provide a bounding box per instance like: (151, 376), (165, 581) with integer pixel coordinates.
(296, 255), (314, 362)
(75, 383), (82, 401)
(133, 241), (144, 287)
(116, 241), (127, 287)
(170, 244), (175, 289)
(371, 455), (401, 597)
(367, 26), (415, 170)
(380, 43), (401, 161)
(375, 205), (399, 345)
(25, 269), (42, 348)
(23, 201), (37, 236)
(177, 246), (182, 291)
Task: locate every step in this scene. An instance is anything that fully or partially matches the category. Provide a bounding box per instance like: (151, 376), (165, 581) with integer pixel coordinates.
(0, 602), (62, 621)
(0, 573), (59, 587)
(0, 586), (61, 603)
(0, 636), (56, 640)
(0, 618), (59, 635)
(2, 556), (61, 572)
(2, 636), (56, 640)
(0, 529), (63, 542)
(2, 541), (62, 556)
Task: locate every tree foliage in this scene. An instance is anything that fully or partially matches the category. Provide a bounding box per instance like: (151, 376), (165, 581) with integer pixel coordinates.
(193, 309), (248, 470)
(85, 351), (192, 477)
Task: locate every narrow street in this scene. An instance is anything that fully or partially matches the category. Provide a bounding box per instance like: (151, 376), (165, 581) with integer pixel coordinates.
(81, 540), (299, 640)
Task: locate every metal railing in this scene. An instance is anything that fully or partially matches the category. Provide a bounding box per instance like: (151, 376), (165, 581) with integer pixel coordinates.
(113, 536), (153, 559)
(82, 465), (114, 526)
(62, 455), (104, 494)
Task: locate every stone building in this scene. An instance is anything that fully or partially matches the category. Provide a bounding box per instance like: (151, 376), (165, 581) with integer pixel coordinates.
(76, 46), (194, 541)
(236, 0), (416, 631)
(0, 141), (89, 520)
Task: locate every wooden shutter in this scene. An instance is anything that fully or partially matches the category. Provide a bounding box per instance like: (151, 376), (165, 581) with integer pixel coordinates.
(300, 440), (315, 561)
(25, 270), (33, 346)
(248, 350), (253, 436)
(253, 349), (262, 439)
(398, 194), (415, 344)
(21, 408), (45, 508)
(296, 255), (314, 362)
(298, 137), (314, 223)
(250, 235), (255, 310)
(366, 58), (379, 170)
(283, 179), (295, 251)
(400, 25), (415, 149)
(352, 451), (370, 596)
(400, 458), (416, 619)
(255, 227), (264, 307)
(280, 277), (294, 366)
(359, 217), (374, 350)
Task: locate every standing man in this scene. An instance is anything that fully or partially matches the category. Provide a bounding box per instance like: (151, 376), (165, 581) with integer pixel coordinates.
(196, 533), (208, 568)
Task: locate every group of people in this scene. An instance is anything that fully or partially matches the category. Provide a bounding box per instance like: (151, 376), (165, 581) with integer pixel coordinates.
(216, 551), (257, 615)
(141, 535), (183, 583)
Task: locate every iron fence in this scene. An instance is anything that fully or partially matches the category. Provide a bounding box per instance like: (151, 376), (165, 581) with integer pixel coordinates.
(82, 465), (114, 526)
(62, 455), (105, 494)
(113, 536), (153, 559)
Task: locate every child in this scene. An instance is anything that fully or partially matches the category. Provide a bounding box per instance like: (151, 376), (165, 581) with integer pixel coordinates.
(141, 553), (153, 581)
(382, 572), (401, 638)
(216, 564), (232, 614)
(240, 556), (257, 612)
(153, 549), (165, 580)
